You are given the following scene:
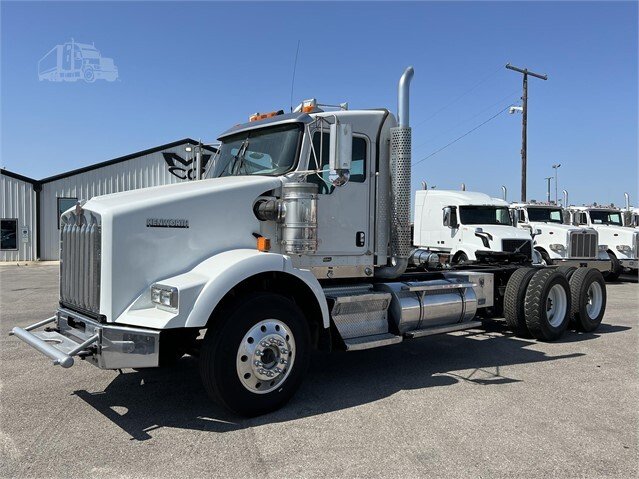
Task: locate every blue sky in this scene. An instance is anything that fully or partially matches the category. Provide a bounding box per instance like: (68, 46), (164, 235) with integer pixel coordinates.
(1, 1), (637, 206)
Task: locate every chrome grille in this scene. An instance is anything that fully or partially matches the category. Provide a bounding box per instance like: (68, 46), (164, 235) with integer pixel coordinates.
(60, 210), (101, 315)
(569, 231), (597, 258)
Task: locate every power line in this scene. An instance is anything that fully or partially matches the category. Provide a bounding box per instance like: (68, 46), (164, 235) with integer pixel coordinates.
(412, 104), (512, 168)
(412, 64), (504, 128)
(412, 89), (521, 153)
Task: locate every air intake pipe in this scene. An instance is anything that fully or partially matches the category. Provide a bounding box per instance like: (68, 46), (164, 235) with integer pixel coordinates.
(377, 66), (414, 279)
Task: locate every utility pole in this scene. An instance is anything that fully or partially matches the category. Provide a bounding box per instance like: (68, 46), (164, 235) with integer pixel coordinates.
(552, 163), (561, 205)
(506, 64), (548, 202)
(545, 177), (552, 203)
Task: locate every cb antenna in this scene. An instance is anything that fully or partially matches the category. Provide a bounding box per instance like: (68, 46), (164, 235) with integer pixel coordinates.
(290, 40), (301, 112)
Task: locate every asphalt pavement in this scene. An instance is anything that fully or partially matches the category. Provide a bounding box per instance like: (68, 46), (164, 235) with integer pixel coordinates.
(1, 264), (637, 478)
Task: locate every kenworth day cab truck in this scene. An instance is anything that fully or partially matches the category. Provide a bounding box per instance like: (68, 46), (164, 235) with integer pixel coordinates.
(413, 189), (538, 265)
(566, 204), (639, 280)
(12, 68), (609, 416)
(510, 202), (611, 273)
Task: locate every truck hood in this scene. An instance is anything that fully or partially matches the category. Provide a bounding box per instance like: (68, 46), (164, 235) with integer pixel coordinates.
(591, 224), (639, 245)
(463, 224), (532, 241)
(527, 222), (591, 235)
(83, 176), (282, 321)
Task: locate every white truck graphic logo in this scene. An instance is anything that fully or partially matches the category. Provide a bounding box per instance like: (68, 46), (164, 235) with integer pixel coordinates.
(38, 39), (118, 83)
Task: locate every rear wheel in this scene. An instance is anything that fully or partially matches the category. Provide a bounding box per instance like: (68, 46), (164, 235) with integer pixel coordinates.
(524, 269), (572, 341)
(199, 293), (310, 417)
(504, 267), (537, 337)
(555, 266), (577, 280)
(569, 268), (606, 332)
(603, 251), (622, 281)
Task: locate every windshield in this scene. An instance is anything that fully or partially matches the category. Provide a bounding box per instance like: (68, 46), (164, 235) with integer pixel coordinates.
(212, 123), (302, 178)
(589, 210), (623, 226)
(459, 206), (512, 225)
(527, 207), (564, 223)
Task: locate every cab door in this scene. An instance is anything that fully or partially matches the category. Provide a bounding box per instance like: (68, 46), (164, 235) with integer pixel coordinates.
(306, 131), (370, 256)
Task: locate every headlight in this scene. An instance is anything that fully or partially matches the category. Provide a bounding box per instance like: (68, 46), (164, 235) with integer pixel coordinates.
(616, 245), (632, 253)
(598, 245), (608, 252)
(151, 284), (178, 309)
(549, 244), (565, 252)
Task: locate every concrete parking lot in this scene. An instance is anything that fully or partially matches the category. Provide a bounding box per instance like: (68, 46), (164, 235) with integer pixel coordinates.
(1, 264), (637, 478)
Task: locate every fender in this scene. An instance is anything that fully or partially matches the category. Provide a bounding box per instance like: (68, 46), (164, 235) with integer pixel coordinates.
(115, 249), (330, 330)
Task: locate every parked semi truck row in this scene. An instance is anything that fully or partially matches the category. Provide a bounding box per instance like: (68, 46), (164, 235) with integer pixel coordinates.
(11, 67), (609, 416)
(565, 204), (639, 279)
(510, 201), (611, 273)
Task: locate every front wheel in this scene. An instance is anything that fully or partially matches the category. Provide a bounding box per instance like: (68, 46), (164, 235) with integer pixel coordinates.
(603, 251), (622, 281)
(199, 293), (310, 417)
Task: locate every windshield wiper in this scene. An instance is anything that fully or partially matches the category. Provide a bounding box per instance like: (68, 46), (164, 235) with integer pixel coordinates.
(230, 140), (250, 175)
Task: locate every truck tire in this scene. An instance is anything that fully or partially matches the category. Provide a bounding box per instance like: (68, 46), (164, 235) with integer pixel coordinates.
(569, 268), (607, 332)
(504, 267), (537, 337)
(454, 252), (469, 264)
(199, 293), (310, 417)
(603, 251), (622, 281)
(83, 66), (96, 83)
(539, 249), (553, 266)
(555, 266), (577, 280)
(524, 269), (572, 341)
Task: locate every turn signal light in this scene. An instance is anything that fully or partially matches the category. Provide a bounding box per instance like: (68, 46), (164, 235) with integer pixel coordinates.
(257, 237), (271, 252)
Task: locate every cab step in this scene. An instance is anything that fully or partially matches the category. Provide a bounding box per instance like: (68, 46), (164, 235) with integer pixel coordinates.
(324, 285), (392, 340)
(343, 333), (403, 351)
(405, 320), (483, 339)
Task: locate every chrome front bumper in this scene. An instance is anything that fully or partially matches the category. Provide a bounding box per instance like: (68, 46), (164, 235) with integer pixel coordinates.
(10, 308), (160, 369)
(619, 258), (638, 270)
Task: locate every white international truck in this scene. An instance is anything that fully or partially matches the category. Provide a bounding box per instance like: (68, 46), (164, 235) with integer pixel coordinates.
(12, 68), (609, 416)
(413, 189), (538, 265)
(510, 202), (611, 273)
(566, 204), (639, 279)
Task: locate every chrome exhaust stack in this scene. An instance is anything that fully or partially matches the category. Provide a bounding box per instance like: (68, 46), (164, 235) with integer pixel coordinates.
(563, 189), (569, 207)
(377, 66), (414, 279)
(624, 192), (630, 210)
(502, 186), (507, 201)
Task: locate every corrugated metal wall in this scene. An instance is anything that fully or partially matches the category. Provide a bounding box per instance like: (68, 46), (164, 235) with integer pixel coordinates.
(0, 174), (37, 262)
(40, 144), (197, 260)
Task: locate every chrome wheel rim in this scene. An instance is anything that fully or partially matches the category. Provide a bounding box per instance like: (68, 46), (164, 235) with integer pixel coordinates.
(546, 283), (568, 327)
(586, 281), (603, 319)
(236, 319), (295, 394)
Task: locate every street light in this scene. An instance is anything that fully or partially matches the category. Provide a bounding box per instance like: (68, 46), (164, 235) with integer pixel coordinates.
(552, 164), (561, 204)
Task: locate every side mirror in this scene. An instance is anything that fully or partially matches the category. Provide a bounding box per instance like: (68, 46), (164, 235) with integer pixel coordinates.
(328, 122), (352, 187)
(443, 206), (458, 228)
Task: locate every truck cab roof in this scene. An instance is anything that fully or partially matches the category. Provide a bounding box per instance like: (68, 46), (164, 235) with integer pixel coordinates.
(416, 189), (508, 207)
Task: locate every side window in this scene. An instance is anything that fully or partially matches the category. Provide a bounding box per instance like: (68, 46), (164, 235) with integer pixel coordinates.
(309, 132), (367, 193)
(518, 209), (526, 223)
(579, 212), (588, 225)
(57, 197), (78, 229)
(1, 219), (18, 250)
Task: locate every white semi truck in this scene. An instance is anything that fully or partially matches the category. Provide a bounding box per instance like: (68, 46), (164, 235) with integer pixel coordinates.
(12, 68), (609, 416)
(510, 202), (611, 273)
(413, 189), (537, 265)
(566, 204), (639, 279)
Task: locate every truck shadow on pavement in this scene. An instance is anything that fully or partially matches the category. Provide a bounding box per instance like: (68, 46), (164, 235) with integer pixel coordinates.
(73, 321), (629, 441)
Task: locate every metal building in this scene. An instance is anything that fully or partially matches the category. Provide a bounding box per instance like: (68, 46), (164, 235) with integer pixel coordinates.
(1, 139), (216, 262)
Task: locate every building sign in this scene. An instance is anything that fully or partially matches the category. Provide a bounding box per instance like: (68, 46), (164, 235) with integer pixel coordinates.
(163, 152), (212, 180)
